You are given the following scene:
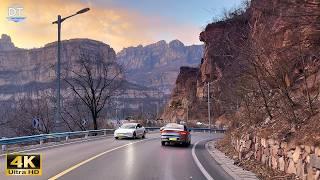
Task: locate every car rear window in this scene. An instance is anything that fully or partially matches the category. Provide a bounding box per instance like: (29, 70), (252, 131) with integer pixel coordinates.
(165, 123), (184, 129)
(121, 124), (136, 129)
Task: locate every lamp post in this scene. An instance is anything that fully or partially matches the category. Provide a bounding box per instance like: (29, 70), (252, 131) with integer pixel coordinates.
(52, 8), (90, 131)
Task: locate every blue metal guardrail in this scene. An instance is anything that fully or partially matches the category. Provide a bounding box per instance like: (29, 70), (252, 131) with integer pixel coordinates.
(0, 127), (226, 150)
(0, 129), (114, 146)
(145, 127), (226, 133)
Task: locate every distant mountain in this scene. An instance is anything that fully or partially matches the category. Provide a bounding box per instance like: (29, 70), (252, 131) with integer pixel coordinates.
(0, 34), (18, 51)
(0, 35), (165, 134)
(117, 40), (204, 94)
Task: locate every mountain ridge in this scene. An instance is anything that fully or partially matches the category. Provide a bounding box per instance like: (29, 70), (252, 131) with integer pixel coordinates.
(117, 40), (204, 94)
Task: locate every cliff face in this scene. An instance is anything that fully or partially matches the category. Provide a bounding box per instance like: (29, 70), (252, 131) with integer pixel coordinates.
(163, 0), (320, 134)
(163, 2), (320, 177)
(0, 37), (116, 98)
(161, 67), (208, 122)
(0, 34), (17, 51)
(117, 40), (203, 94)
(0, 35), (163, 117)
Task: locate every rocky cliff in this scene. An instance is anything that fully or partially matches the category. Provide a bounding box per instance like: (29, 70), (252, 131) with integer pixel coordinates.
(0, 36), (116, 98)
(163, 0), (320, 133)
(0, 35), (163, 121)
(161, 66), (208, 123)
(0, 34), (17, 51)
(117, 40), (203, 94)
(163, 0), (320, 178)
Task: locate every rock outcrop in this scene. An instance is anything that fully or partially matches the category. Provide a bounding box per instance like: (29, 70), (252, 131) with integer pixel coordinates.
(161, 67), (208, 122)
(117, 40), (203, 94)
(0, 34), (17, 51)
(163, 0), (320, 177)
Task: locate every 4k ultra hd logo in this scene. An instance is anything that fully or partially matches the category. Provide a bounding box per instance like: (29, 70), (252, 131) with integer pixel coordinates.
(7, 6), (26, 23)
(6, 154), (42, 176)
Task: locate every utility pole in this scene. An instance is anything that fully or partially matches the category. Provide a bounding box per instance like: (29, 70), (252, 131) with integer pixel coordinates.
(207, 82), (211, 133)
(156, 102), (159, 119)
(186, 100), (189, 124)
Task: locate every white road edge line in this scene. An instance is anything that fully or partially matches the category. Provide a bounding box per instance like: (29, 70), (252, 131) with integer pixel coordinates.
(48, 138), (156, 180)
(192, 139), (215, 180)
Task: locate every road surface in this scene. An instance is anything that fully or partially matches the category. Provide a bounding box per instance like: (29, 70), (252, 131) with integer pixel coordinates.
(0, 133), (232, 180)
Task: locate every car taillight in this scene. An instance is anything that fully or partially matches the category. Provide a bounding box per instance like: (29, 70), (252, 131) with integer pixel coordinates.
(179, 131), (188, 135)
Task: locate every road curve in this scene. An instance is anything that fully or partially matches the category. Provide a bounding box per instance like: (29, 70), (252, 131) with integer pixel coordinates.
(0, 133), (232, 180)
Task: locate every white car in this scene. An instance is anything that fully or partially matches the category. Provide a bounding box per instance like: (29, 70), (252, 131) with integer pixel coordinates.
(196, 122), (203, 126)
(114, 123), (146, 139)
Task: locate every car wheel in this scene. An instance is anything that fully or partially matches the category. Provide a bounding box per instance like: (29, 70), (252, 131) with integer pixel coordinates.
(115, 137), (119, 140)
(161, 141), (166, 146)
(133, 132), (136, 139)
(142, 132), (146, 139)
(183, 141), (190, 147)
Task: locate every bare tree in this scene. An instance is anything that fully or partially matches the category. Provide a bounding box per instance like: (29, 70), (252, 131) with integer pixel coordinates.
(64, 52), (123, 130)
(7, 91), (55, 136)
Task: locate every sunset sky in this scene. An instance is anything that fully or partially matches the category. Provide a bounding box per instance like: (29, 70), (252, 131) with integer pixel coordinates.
(0, 0), (242, 52)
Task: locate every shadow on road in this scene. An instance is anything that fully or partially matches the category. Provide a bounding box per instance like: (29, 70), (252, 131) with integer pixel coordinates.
(161, 143), (193, 148)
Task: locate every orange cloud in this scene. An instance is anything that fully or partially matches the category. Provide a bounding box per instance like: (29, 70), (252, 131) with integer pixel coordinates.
(0, 0), (202, 52)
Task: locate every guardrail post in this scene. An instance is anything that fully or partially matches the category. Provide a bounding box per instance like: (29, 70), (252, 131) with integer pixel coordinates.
(103, 130), (107, 136)
(85, 132), (89, 139)
(65, 135), (69, 141)
(2, 137), (7, 152)
(40, 139), (44, 145)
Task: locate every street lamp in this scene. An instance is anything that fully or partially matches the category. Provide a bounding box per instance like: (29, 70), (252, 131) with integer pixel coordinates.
(52, 8), (90, 131)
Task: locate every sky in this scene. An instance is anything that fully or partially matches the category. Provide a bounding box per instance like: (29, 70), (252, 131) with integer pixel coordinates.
(0, 0), (243, 52)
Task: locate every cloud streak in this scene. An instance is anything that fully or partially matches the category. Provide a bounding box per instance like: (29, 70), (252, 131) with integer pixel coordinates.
(0, 0), (203, 51)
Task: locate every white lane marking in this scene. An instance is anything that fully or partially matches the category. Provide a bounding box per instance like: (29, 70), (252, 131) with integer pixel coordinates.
(49, 138), (157, 180)
(192, 139), (215, 180)
(0, 136), (110, 157)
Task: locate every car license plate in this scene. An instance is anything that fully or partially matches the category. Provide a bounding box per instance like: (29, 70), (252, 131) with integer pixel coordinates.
(169, 138), (177, 141)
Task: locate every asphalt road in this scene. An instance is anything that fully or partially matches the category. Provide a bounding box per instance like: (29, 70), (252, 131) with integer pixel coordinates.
(0, 133), (232, 180)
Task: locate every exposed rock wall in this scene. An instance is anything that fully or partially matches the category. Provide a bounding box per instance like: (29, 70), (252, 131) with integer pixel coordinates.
(161, 66), (208, 122)
(117, 40), (203, 94)
(0, 35), (164, 123)
(162, 2), (320, 178)
(162, 0), (320, 127)
(231, 134), (320, 179)
(0, 37), (117, 99)
(0, 34), (17, 51)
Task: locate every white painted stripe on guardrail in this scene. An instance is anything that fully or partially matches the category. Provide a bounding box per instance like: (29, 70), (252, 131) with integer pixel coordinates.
(192, 139), (215, 180)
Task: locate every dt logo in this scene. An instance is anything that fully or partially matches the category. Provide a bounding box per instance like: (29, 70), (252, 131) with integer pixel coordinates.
(7, 6), (26, 23)
(6, 154), (42, 176)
